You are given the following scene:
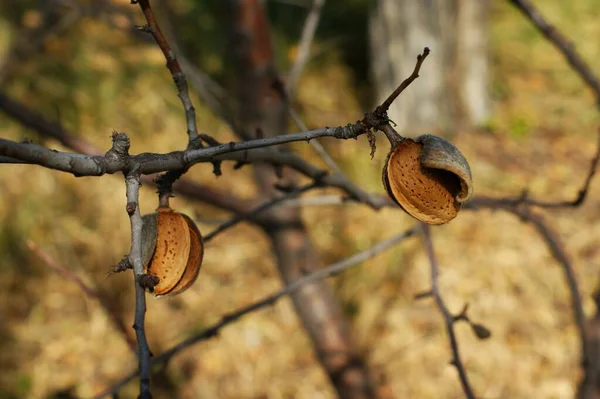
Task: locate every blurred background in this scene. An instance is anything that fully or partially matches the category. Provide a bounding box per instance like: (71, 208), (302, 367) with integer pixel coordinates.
(0, 0), (599, 398)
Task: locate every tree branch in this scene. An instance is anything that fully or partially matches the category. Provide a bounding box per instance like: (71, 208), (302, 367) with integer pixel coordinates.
(507, 0), (600, 108)
(288, 106), (344, 176)
(420, 224), (476, 399)
(92, 227), (418, 399)
(376, 47), (431, 115)
(4, 79), (596, 213)
(0, 124), (362, 175)
(512, 208), (588, 367)
(125, 167), (152, 399)
(134, 0), (201, 145)
(467, 201), (589, 370)
(0, 91), (253, 216)
(0, 91), (102, 155)
(204, 182), (317, 242)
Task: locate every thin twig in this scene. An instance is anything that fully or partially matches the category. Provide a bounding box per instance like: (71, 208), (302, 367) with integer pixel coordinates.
(7, 120), (596, 213)
(0, 91), (253, 216)
(204, 183), (317, 242)
(125, 168), (152, 399)
(467, 199), (590, 391)
(420, 224), (476, 399)
(1, 6), (597, 394)
(179, 56), (234, 128)
(0, 89), (383, 211)
(507, 0), (600, 107)
(0, 126), (390, 210)
(286, 0), (325, 93)
(288, 106), (343, 175)
(230, 2), (379, 392)
(0, 47), (432, 177)
(155, 2), (236, 129)
(274, 125), (599, 213)
(0, 43), (434, 210)
(471, 132), (600, 209)
(4, 84), (596, 212)
(0, 125), (360, 175)
(26, 240), (136, 351)
(92, 227), (418, 399)
(135, 0), (200, 144)
(376, 47), (431, 115)
(503, 207), (588, 369)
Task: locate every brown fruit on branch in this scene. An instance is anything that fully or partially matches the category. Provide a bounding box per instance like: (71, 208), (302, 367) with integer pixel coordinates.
(382, 134), (473, 225)
(140, 207), (204, 297)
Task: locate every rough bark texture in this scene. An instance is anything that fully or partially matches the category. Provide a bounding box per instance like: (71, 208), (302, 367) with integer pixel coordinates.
(369, 0), (490, 135)
(227, 1), (376, 397)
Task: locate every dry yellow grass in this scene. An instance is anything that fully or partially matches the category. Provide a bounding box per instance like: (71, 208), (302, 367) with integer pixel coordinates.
(1, 1), (600, 398)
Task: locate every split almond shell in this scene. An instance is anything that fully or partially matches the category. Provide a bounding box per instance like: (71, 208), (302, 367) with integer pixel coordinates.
(382, 134), (473, 225)
(141, 207), (204, 297)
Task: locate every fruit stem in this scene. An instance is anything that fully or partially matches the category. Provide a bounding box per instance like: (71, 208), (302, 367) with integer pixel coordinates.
(158, 191), (171, 208)
(379, 124), (404, 148)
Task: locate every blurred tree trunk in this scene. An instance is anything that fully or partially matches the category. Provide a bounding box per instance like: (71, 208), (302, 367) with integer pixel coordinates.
(369, 0), (490, 135)
(226, 1), (376, 398)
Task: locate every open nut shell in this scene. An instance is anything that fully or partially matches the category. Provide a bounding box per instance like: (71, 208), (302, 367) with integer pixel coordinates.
(382, 134), (473, 225)
(141, 207), (204, 297)
(168, 213), (204, 296)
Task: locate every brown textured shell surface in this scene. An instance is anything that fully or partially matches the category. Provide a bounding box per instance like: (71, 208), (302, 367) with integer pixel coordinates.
(147, 208), (191, 295)
(383, 135), (473, 225)
(140, 207), (204, 297)
(165, 213), (204, 296)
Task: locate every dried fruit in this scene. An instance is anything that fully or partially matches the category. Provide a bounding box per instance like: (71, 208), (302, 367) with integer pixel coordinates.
(141, 207), (204, 297)
(382, 134), (473, 224)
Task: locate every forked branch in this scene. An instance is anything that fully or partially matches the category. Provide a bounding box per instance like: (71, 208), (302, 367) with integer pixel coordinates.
(420, 224), (476, 399)
(93, 227), (418, 398)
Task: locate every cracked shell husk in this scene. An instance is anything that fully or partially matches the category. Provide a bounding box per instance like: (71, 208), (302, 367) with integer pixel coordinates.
(382, 134), (473, 225)
(141, 207), (204, 297)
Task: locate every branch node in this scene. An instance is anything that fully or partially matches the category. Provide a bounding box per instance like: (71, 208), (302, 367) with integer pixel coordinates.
(454, 303), (470, 322)
(126, 201), (137, 216)
(105, 131), (130, 168)
(138, 273), (159, 292)
(109, 256), (133, 275)
(332, 123), (364, 140)
(198, 133), (219, 148)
